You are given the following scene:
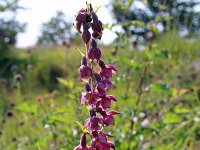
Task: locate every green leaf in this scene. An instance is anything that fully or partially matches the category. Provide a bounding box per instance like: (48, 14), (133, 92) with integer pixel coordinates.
(174, 106), (190, 114)
(16, 103), (37, 113)
(164, 113), (182, 124)
(149, 25), (159, 34)
(75, 121), (89, 133)
(76, 48), (85, 56)
(144, 49), (154, 60)
(128, 0), (134, 3)
(93, 6), (102, 13)
(57, 78), (74, 88)
(57, 78), (68, 86)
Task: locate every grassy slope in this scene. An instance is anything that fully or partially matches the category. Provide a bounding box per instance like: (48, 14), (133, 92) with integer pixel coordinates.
(0, 33), (200, 149)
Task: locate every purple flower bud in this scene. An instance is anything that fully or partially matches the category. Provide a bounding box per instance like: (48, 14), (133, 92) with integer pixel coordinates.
(98, 60), (106, 68)
(90, 4), (93, 12)
(91, 38), (97, 48)
(81, 56), (87, 66)
(92, 31), (102, 40)
(90, 108), (96, 117)
(88, 47), (101, 61)
(93, 73), (101, 82)
(97, 108), (107, 117)
(81, 133), (87, 147)
(92, 20), (102, 33)
(85, 14), (92, 22)
(75, 21), (82, 33)
(85, 83), (91, 92)
(75, 12), (86, 23)
(78, 65), (92, 80)
(92, 131), (98, 137)
(104, 114), (114, 125)
(83, 23), (90, 31)
(91, 12), (98, 21)
(82, 30), (91, 44)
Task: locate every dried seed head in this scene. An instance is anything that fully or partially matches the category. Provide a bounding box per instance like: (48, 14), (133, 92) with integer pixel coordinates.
(6, 110), (13, 117)
(11, 137), (17, 142)
(10, 101), (16, 107)
(19, 121), (25, 126)
(15, 74), (23, 81)
(2, 119), (6, 124)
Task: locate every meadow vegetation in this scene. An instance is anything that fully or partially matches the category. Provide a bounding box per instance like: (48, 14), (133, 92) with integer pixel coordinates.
(0, 32), (200, 149)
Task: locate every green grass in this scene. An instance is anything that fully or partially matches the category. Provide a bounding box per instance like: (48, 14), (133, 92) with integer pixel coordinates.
(0, 33), (200, 149)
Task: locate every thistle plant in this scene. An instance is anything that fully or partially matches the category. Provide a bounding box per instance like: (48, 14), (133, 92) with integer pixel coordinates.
(74, 2), (119, 150)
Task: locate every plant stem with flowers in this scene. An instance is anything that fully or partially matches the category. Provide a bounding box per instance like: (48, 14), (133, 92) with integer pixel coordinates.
(74, 2), (120, 150)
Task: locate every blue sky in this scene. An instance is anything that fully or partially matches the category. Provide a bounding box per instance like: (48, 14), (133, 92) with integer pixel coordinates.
(16, 0), (117, 48)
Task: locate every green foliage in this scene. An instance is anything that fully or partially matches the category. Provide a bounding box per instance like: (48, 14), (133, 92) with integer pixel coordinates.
(0, 0), (26, 79)
(111, 0), (200, 47)
(37, 11), (72, 47)
(0, 33), (200, 149)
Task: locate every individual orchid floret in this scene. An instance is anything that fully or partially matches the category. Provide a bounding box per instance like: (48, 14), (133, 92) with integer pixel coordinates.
(93, 73), (112, 97)
(78, 56), (92, 80)
(103, 110), (120, 126)
(84, 116), (104, 131)
(95, 79), (113, 97)
(100, 95), (117, 110)
(82, 23), (91, 44)
(91, 132), (115, 150)
(88, 39), (101, 61)
(99, 60), (117, 79)
(96, 108), (120, 126)
(91, 12), (103, 36)
(75, 12), (86, 23)
(81, 83), (98, 106)
(92, 19), (103, 34)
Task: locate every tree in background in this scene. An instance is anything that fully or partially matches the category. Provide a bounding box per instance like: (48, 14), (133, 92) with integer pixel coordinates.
(0, 0), (26, 78)
(111, 0), (200, 47)
(37, 11), (73, 47)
